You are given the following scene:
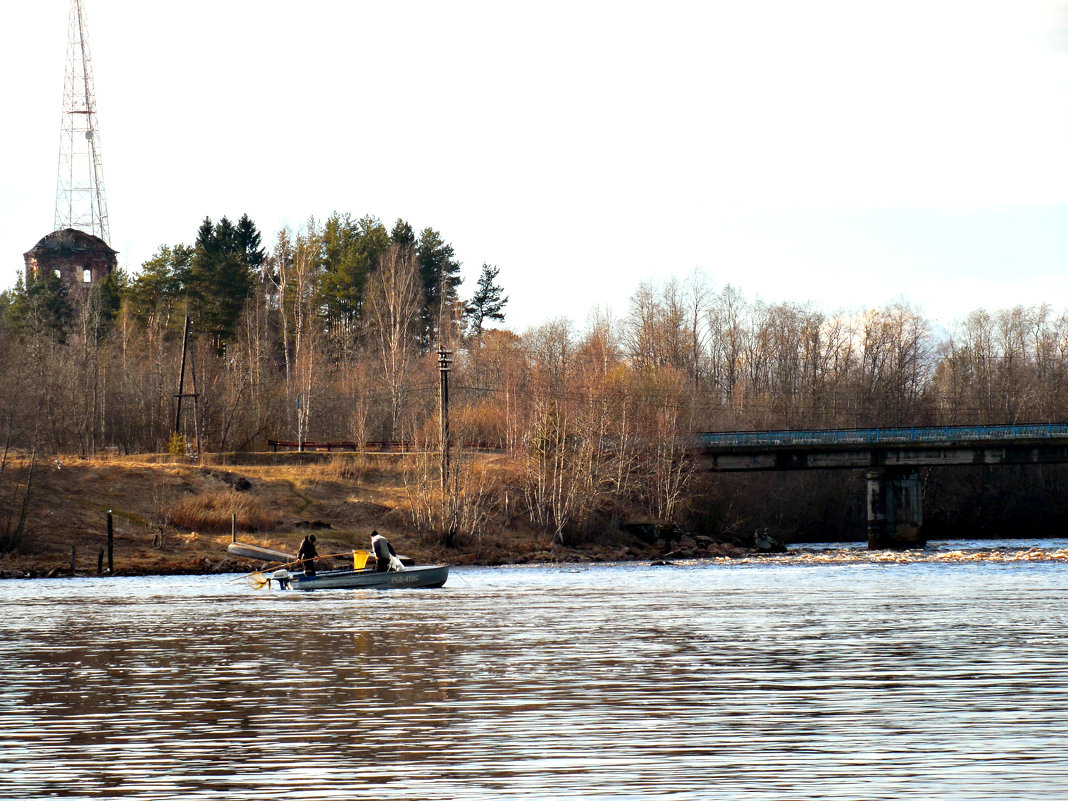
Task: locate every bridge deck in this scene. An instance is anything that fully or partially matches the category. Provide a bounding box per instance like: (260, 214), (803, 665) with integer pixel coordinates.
(695, 423), (1068, 472)
(696, 423), (1068, 449)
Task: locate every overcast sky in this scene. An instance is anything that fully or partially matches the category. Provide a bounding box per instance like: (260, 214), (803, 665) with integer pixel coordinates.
(2, 0), (1067, 333)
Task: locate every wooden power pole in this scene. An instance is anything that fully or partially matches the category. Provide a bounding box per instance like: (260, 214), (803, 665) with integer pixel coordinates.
(174, 315), (201, 456)
(438, 347), (452, 492)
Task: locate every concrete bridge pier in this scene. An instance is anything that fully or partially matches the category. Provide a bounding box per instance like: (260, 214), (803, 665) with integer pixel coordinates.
(866, 468), (925, 549)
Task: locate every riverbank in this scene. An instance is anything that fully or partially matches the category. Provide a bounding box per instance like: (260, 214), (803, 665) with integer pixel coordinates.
(0, 450), (757, 579)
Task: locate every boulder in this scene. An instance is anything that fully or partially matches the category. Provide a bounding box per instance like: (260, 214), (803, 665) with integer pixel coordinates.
(753, 528), (787, 553)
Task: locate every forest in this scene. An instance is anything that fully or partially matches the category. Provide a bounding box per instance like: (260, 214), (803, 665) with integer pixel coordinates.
(3, 210), (1068, 552)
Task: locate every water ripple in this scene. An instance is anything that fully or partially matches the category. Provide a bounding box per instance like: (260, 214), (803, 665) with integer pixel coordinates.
(2, 560), (1068, 798)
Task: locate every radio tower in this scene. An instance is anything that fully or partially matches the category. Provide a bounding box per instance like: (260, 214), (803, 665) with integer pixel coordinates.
(55, 0), (110, 245)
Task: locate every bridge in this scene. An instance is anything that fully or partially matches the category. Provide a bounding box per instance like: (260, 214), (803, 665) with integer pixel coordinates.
(694, 423), (1068, 550)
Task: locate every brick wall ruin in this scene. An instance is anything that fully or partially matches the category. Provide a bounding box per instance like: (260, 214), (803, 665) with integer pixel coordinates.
(23, 228), (117, 289)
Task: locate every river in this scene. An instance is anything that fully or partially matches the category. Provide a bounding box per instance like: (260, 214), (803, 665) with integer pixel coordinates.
(2, 539), (1068, 799)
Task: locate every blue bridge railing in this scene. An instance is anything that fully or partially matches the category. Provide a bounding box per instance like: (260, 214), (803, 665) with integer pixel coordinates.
(695, 423), (1068, 449)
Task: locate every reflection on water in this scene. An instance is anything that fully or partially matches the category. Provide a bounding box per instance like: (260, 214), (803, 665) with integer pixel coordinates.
(2, 552), (1068, 799)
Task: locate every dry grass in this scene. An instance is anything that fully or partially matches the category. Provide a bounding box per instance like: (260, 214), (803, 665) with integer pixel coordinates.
(168, 490), (278, 533)
(0, 449), (662, 577)
(315, 452), (417, 484)
(318, 454), (375, 482)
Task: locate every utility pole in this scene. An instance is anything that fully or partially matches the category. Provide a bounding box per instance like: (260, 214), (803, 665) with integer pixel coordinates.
(438, 346), (452, 492)
(174, 316), (201, 456)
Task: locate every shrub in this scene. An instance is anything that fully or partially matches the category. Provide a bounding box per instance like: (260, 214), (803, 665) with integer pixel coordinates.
(168, 433), (187, 457)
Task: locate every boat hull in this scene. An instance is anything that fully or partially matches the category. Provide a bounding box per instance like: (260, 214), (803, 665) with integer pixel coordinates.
(281, 564), (449, 591)
(227, 542), (294, 562)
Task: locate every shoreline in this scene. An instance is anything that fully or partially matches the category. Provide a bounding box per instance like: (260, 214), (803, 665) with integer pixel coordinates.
(7, 454), (1068, 582)
(5, 542), (1068, 581)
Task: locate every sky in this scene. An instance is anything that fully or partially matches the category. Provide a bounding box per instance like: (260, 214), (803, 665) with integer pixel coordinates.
(2, 0), (1068, 334)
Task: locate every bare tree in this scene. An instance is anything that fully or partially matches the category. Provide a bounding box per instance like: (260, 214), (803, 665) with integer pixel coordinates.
(524, 317), (575, 395)
(684, 269), (712, 394)
(266, 227), (296, 384)
(522, 400), (600, 544)
(365, 243), (422, 440)
(708, 284), (748, 411)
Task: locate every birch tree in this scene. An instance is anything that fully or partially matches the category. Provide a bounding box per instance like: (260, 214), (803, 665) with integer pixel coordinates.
(365, 244), (422, 440)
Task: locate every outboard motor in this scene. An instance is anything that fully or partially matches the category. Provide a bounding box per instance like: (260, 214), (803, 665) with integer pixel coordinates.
(271, 568), (291, 590)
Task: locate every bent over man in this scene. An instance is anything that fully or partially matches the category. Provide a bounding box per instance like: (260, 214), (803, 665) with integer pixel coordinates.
(370, 530), (403, 572)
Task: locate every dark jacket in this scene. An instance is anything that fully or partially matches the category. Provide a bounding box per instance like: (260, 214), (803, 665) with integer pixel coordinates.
(371, 535), (395, 561)
(371, 534), (396, 571)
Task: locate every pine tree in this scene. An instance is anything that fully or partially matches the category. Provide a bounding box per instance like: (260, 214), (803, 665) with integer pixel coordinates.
(466, 263), (508, 341)
(318, 213), (391, 327)
(95, 266), (127, 338)
(390, 219), (415, 248)
(127, 244), (192, 328)
(8, 269), (73, 343)
(417, 227), (462, 345)
(236, 213), (266, 271)
(187, 215), (260, 346)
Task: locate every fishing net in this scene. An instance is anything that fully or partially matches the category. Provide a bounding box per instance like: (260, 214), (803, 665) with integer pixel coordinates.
(246, 571), (269, 589)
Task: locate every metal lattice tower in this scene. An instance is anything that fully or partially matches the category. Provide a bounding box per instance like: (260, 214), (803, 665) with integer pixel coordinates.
(55, 0), (110, 244)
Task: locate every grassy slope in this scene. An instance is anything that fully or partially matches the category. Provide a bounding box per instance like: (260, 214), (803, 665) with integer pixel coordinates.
(1, 451), (669, 577)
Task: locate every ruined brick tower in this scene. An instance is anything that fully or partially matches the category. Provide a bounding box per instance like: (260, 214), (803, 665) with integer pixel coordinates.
(26, 0), (115, 290)
(23, 228), (117, 289)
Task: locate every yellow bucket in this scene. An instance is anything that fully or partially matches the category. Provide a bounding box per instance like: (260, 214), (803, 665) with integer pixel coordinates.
(352, 550), (371, 570)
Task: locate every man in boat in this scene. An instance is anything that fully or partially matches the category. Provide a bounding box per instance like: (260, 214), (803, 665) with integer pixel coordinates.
(370, 530), (403, 572)
(297, 534), (318, 575)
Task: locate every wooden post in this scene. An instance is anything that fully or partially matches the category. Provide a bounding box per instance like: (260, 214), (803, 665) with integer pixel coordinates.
(231, 513), (236, 543)
(107, 510), (113, 573)
(97, 547), (104, 575)
(70, 545), (76, 576)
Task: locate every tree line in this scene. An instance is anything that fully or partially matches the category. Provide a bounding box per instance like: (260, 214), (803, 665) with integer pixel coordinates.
(2, 226), (1067, 547)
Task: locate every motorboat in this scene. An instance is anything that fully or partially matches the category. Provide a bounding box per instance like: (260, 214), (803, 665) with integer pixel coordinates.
(264, 563), (449, 591)
(245, 549), (448, 591)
